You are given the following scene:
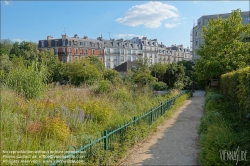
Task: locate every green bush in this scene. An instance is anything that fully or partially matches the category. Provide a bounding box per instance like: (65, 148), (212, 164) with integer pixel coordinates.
(94, 80), (111, 94)
(6, 62), (48, 99)
(198, 91), (250, 166)
(220, 66), (250, 120)
(152, 81), (168, 91)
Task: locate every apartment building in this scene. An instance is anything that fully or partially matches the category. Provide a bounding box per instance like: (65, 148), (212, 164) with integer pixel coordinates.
(103, 38), (143, 68)
(140, 37), (159, 65)
(191, 10), (250, 60)
(38, 34), (104, 62)
(38, 35), (192, 68)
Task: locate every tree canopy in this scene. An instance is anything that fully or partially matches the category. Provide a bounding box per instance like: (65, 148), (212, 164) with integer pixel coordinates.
(195, 9), (250, 81)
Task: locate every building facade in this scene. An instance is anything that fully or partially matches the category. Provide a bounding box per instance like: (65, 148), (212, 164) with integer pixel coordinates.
(38, 34), (104, 63)
(191, 10), (250, 60)
(103, 38), (143, 68)
(38, 35), (192, 68)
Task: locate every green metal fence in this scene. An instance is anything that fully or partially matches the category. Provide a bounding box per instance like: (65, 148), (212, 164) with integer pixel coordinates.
(36, 90), (190, 166)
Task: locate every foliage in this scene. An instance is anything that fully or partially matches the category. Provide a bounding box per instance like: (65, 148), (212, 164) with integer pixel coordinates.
(85, 55), (105, 73)
(151, 63), (167, 81)
(103, 69), (121, 84)
(198, 91), (250, 166)
(152, 81), (167, 91)
(164, 63), (186, 89)
(39, 49), (65, 82)
(42, 115), (70, 141)
(5, 61), (48, 99)
(195, 9), (250, 81)
(65, 59), (102, 86)
(220, 66), (250, 120)
(134, 57), (157, 85)
(0, 39), (13, 56)
(93, 80), (111, 94)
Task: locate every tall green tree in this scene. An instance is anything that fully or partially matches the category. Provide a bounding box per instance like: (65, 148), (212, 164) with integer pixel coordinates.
(195, 9), (250, 81)
(151, 63), (167, 81)
(164, 63), (186, 89)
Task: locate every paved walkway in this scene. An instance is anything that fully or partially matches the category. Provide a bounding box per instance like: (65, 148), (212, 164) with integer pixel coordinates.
(120, 90), (205, 166)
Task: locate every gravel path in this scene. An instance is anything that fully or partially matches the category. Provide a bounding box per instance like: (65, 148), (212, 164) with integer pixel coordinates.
(120, 90), (205, 166)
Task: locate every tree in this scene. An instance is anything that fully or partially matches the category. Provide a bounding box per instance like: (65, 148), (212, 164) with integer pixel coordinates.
(103, 69), (121, 84)
(151, 63), (167, 81)
(164, 63), (186, 90)
(0, 39), (13, 56)
(133, 57), (156, 85)
(64, 59), (102, 86)
(195, 9), (250, 81)
(39, 49), (65, 82)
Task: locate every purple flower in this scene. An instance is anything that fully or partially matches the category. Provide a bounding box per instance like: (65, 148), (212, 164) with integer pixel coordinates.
(79, 111), (85, 123)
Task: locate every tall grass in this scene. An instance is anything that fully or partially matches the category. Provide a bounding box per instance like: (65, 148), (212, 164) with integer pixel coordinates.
(4, 62), (48, 99)
(1, 83), (178, 154)
(198, 89), (250, 166)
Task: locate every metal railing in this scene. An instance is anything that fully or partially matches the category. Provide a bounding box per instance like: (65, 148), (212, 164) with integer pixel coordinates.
(36, 90), (190, 166)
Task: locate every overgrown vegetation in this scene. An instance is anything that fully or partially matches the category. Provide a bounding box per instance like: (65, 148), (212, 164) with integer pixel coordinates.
(198, 89), (249, 165)
(196, 9), (250, 166)
(1, 37), (193, 165)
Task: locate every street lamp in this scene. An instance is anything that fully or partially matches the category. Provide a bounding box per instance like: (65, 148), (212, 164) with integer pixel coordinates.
(83, 63), (86, 88)
(191, 62), (195, 93)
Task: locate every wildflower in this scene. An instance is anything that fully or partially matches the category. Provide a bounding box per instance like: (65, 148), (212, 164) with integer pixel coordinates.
(79, 111), (85, 123)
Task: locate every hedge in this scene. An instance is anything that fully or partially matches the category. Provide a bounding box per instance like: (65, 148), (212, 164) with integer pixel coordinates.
(220, 66), (250, 120)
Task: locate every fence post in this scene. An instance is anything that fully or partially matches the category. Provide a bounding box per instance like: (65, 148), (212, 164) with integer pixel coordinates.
(160, 102), (163, 115)
(150, 109), (153, 125)
(104, 130), (108, 151)
(133, 116), (137, 126)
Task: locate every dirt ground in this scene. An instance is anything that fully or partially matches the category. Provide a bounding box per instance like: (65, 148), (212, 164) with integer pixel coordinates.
(119, 91), (205, 166)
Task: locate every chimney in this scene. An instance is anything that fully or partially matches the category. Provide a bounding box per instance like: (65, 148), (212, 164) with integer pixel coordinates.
(47, 35), (53, 40)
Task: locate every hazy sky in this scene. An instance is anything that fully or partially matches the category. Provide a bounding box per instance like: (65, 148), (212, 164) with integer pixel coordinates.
(1, 1), (249, 48)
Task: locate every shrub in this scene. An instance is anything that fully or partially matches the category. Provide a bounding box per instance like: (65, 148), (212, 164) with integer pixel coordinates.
(94, 80), (111, 94)
(220, 66), (250, 120)
(6, 62), (48, 99)
(152, 81), (167, 91)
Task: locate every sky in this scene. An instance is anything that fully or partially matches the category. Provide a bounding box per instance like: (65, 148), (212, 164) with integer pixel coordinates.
(1, 1), (249, 48)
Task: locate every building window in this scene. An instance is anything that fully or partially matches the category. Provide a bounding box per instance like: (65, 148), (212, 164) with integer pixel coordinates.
(41, 41), (44, 47)
(195, 40), (198, 46)
(62, 48), (65, 53)
(55, 41), (58, 47)
(244, 16), (250, 21)
(62, 56), (66, 62)
(92, 43), (95, 48)
(69, 56), (72, 62)
(69, 41), (71, 46)
(75, 48), (78, 54)
(106, 56), (110, 61)
(55, 48), (58, 55)
(92, 50), (95, 55)
(99, 50), (102, 55)
(196, 31), (198, 36)
(114, 62), (118, 67)
(127, 49), (131, 54)
(62, 40), (65, 46)
(128, 56), (131, 61)
(106, 62), (110, 68)
(121, 56), (124, 62)
(113, 56), (117, 61)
